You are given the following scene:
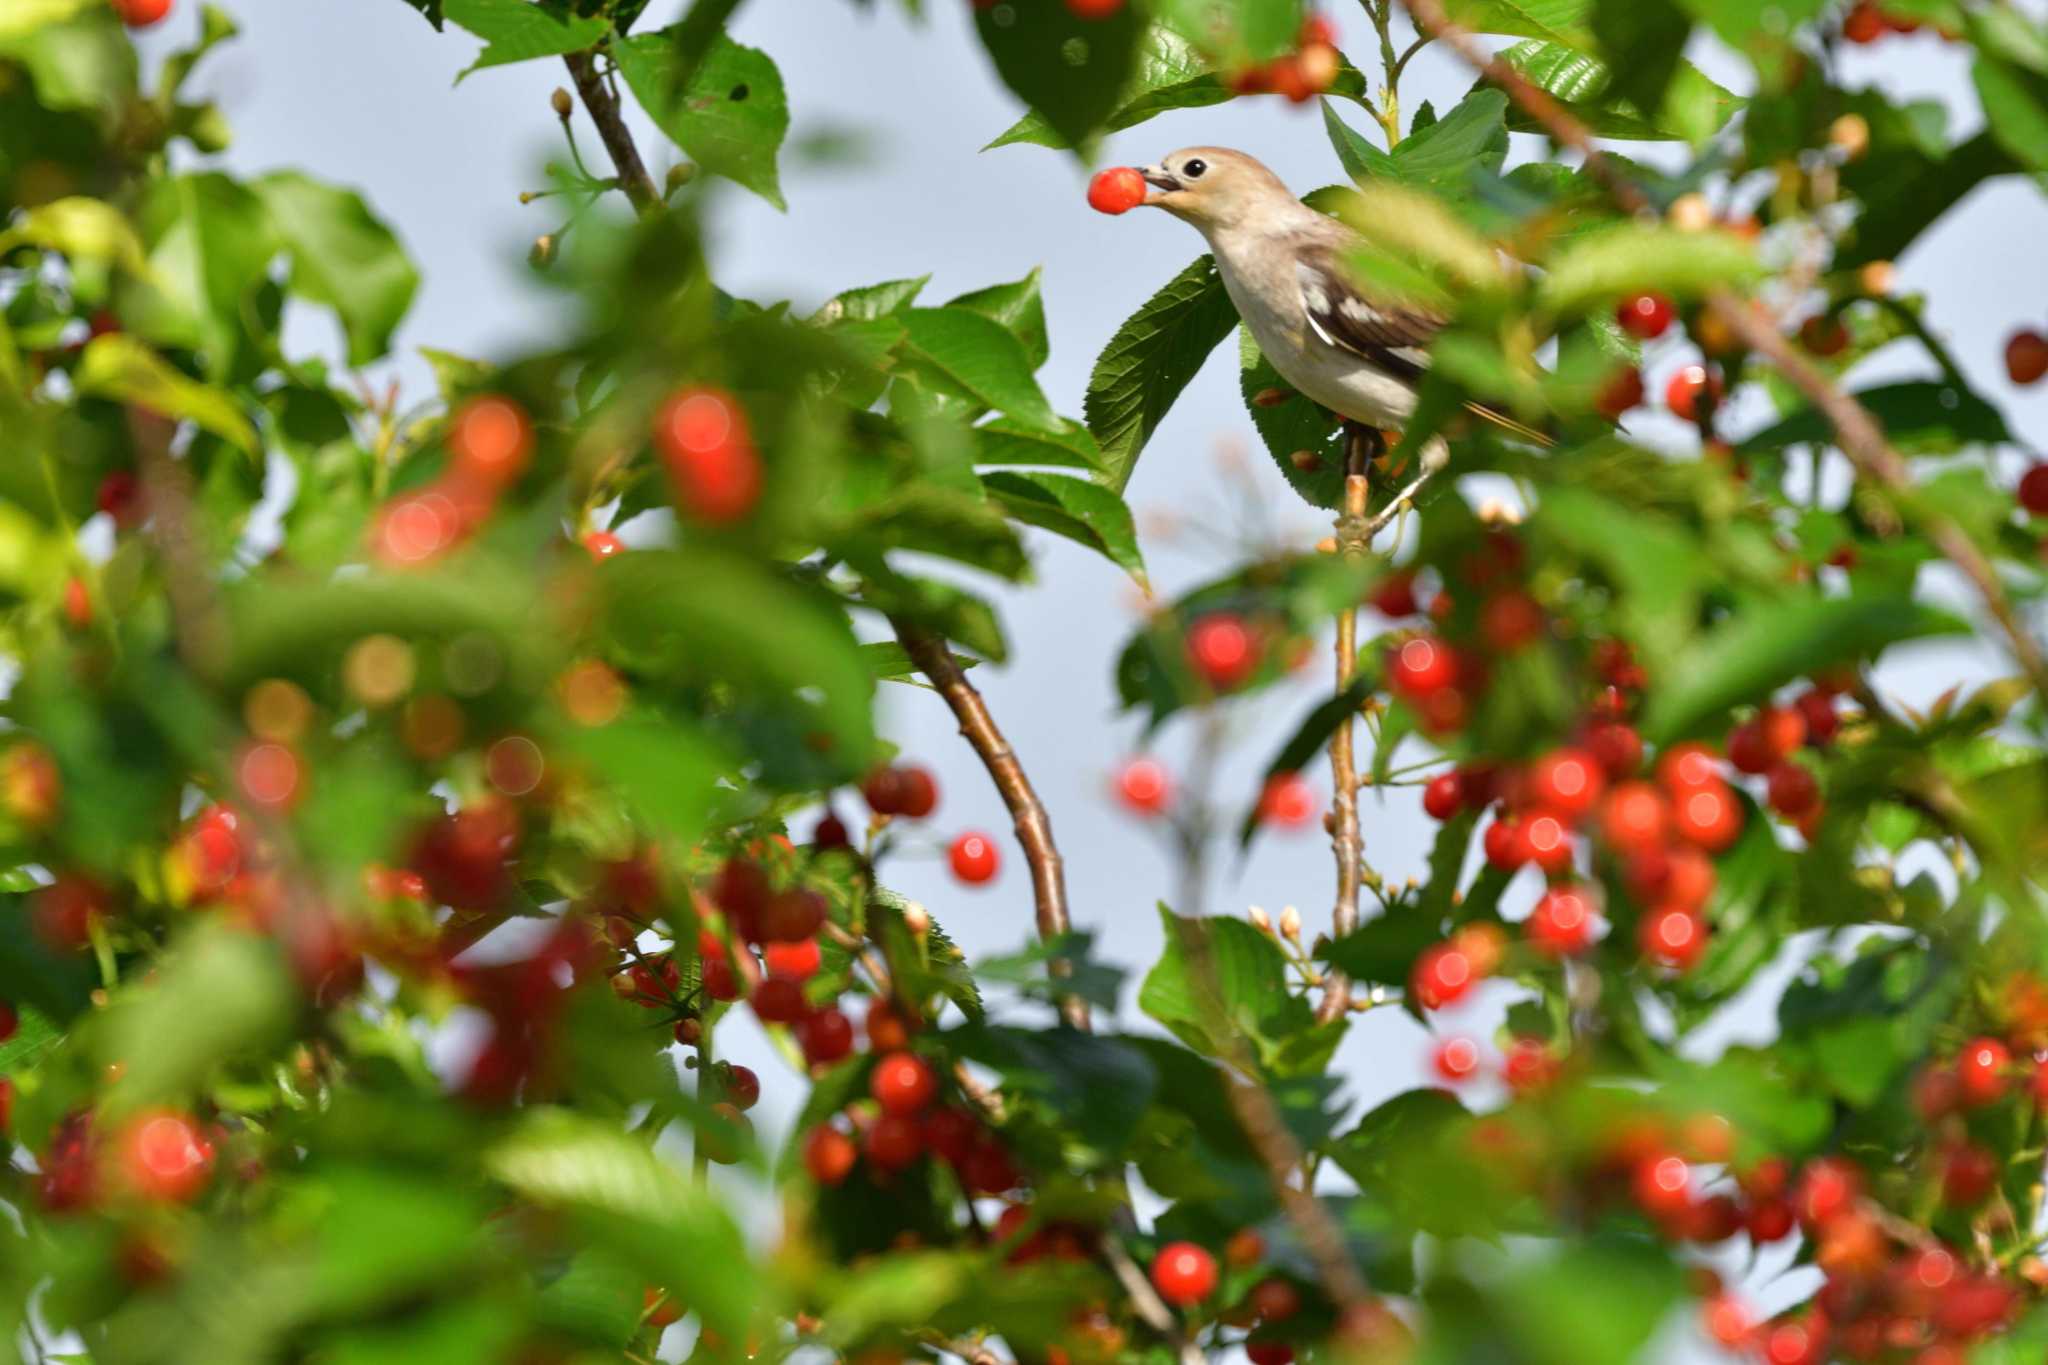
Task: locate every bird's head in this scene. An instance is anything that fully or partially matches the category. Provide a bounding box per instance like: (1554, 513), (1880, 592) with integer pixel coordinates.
(1139, 147), (1291, 232)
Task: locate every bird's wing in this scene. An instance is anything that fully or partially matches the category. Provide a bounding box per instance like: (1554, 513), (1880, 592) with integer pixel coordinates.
(1294, 239), (1553, 448)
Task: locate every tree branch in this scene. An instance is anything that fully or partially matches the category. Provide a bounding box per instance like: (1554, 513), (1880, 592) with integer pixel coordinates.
(890, 621), (1084, 1030)
(1318, 429), (1374, 1025)
(562, 48), (661, 214)
(1398, 0), (2048, 702)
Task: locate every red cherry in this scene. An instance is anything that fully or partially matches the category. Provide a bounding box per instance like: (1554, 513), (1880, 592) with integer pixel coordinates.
(948, 832), (999, 884)
(762, 938), (820, 980)
(449, 394), (533, 489)
(1422, 771), (1463, 820)
(1765, 762), (1819, 816)
(1526, 885), (1597, 956)
(1596, 365), (1646, 419)
(1639, 906), (1706, 969)
(1684, 1193), (1741, 1243)
(1410, 942), (1475, 1010)
(922, 1106), (978, 1165)
(2020, 462), (2048, 515)
(1630, 1152), (1693, 1219)
(1432, 1035), (1481, 1083)
(1655, 742), (1721, 793)
(2007, 330), (2048, 386)
(1940, 1141), (1998, 1206)
(721, 1063), (761, 1111)
(1745, 1197), (1794, 1242)
(96, 470), (142, 529)
(861, 768), (908, 815)
(812, 812), (849, 849)
(1087, 166), (1148, 214)
(654, 386), (762, 524)
(1794, 1157), (1861, 1228)
(1931, 1276), (2018, 1338)
(1526, 748), (1604, 819)
(1249, 1277), (1302, 1322)
(1842, 1), (1884, 41)
(864, 1112), (924, 1170)
(1478, 591), (1545, 652)
(866, 998), (912, 1053)
(796, 1008), (855, 1064)
(871, 1051), (938, 1115)
(1956, 1036), (2011, 1106)
(118, 1110), (214, 1203)
(1483, 816), (1526, 871)
(1150, 1241), (1218, 1305)
(1760, 1319), (1825, 1365)
(1257, 772), (1318, 828)
(0, 1077), (11, 1133)
(1584, 722), (1643, 778)
(699, 951), (739, 1001)
(1370, 572), (1419, 617)
(1502, 1038), (1557, 1092)
(582, 530), (625, 559)
(1703, 1295), (1753, 1348)
(1793, 690), (1840, 745)
(756, 888), (826, 944)
(751, 975), (808, 1024)
(1115, 757), (1171, 815)
(1726, 720), (1774, 775)
(1518, 809), (1574, 873)
(113, 0), (173, 27)
(1065, 0), (1125, 20)
(1799, 315), (1850, 357)
(1616, 294), (1675, 340)
(1244, 1345), (1293, 1365)
(803, 1125), (857, 1184)
(1388, 636), (1457, 697)
(960, 1139), (1019, 1194)
(1187, 614), (1258, 689)
(895, 766), (939, 819)
(0, 1000), (13, 1044)
(1671, 781), (1742, 851)
(1664, 364), (1724, 423)
(1601, 782), (1671, 851)
(1659, 846), (1716, 911)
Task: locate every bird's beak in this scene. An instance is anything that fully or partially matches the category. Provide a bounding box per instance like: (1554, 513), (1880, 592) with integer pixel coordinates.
(1140, 165), (1181, 203)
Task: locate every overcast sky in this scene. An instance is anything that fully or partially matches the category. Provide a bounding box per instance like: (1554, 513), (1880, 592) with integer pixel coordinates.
(137, 1), (2048, 1353)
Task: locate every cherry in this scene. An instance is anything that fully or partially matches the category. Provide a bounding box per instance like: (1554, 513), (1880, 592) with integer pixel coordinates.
(1617, 294), (1675, 340)
(1794, 1157), (1861, 1228)
(757, 887), (826, 943)
(1502, 1038), (1557, 1092)
(1483, 817), (1526, 871)
(1245, 1345), (1293, 1365)
(113, 0), (172, 27)
(1601, 782), (1671, 851)
(1584, 722), (1642, 778)
(34, 874), (106, 951)
(449, 394), (533, 489)
(1518, 810), (1573, 873)
(1066, 0), (1125, 21)
(1432, 1035), (1481, 1083)
(1794, 689), (1841, 745)
(413, 803), (520, 911)
(921, 1106), (978, 1165)
(1478, 591), (1545, 653)
(1087, 167), (1148, 215)
(1115, 757), (1171, 815)
(1799, 314), (1851, 357)
(117, 1110), (214, 1203)
(96, 470), (142, 529)
(1150, 1242), (1218, 1306)
(0, 999), (13, 1044)
(1409, 942), (1475, 1010)
(1631, 1152), (1693, 1219)
(1388, 636), (1457, 697)
(896, 766), (939, 819)
(721, 1063), (761, 1111)
(1760, 1319), (1824, 1365)
(2007, 330), (2048, 385)
(63, 576), (92, 630)
(1526, 747), (1604, 819)
(699, 952), (739, 1001)
(1655, 741), (1720, 792)
(864, 1112), (924, 1170)
(871, 1051), (938, 1115)
(654, 386), (762, 524)
(1257, 772), (1318, 828)
(796, 1007), (855, 1064)
(1671, 781), (1741, 851)
(948, 832), (999, 885)
(1422, 772), (1463, 820)
(582, 530), (625, 559)
(1765, 762), (1819, 816)
(645, 1287), (685, 1329)
(1370, 572), (1419, 617)
(1664, 363), (1724, 422)
(1596, 365), (1646, 419)
(1661, 846), (1717, 911)
(1955, 1036), (2011, 1106)
(2019, 462), (2048, 515)
(1703, 1295), (1753, 1349)
(751, 975), (808, 1024)
(1940, 1141), (1998, 1206)
(1726, 720), (1775, 775)
(1639, 905), (1706, 969)
(866, 998), (912, 1053)
(1842, 2), (1884, 42)
(1931, 1277), (2018, 1338)
(1187, 614), (1258, 689)
(1745, 1198), (1795, 1242)
(1248, 1278), (1301, 1323)
(960, 1139), (1019, 1194)
(762, 938), (820, 980)
(1684, 1193), (1741, 1243)
(1526, 885), (1597, 956)
(813, 812), (849, 848)
(0, 1077), (11, 1133)
(861, 767), (909, 815)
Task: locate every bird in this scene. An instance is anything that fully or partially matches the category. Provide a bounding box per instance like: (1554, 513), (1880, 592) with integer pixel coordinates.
(1135, 145), (1547, 512)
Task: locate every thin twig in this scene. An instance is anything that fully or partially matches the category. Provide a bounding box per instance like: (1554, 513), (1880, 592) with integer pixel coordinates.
(1318, 429), (1373, 1025)
(1397, 0), (2048, 702)
(562, 48), (661, 213)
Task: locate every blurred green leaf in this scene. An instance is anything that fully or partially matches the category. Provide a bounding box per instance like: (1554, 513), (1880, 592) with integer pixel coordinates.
(616, 28), (790, 209)
(442, 0), (608, 78)
(1140, 905), (1324, 1073)
(1493, 1242), (1683, 1365)
(1495, 39), (1740, 143)
(0, 196), (145, 273)
(75, 335), (258, 453)
(253, 171), (419, 365)
(1839, 131), (2019, 269)
(555, 711), (731, 846)
(1085, 255), (1239, 493)
(1740, 380), (2010, 455)
(951, 1023), (1158, 1155)
(102, 925), (297, 1115)
(121, 172), (278, 382)
(1977, 54), (2048, 173)
(982, 469), (1145, 579)
(1538, 222), (1760, 315)
(972, 0), (1143, 152)
(1441, 0), (1590, 43)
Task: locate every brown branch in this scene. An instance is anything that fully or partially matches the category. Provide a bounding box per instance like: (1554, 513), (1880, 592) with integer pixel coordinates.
(890, 621), (1085, 1030)
(128, 407), (229, 677)
(562, 48), (661, 214)
(1318, 429), (1374, 1024)
(1398, 0), (2048, 701)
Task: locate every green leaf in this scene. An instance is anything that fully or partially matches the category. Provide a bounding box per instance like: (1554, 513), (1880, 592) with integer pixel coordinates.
(0, 196), (147, 274)
(1973, 54), (2048, 174)
(1139, 905), (1325, 1074)
(121, 172), (278, 382)
(1084, 255), (1239, 493)
(1643, 595), (1968, 743)
(1537, 222), (1761, 315)
(1440, 0), (1590, 44)
(982, 470), (1145, 580)
(950, 1024), (1158, 1155)
(75, 335), (259, 454)
(1319, 910), (1441, 990)
(946, 268), (1049, 370)
(0, 0), (99, 40)
(1239, 328), (1346, 509)
(1494, 39), (1741, 143)
(972, 415), (1104, 471)
(898, 307), (1060, 431)
(554, 711), (730, 847)
(616, 28), (790, 209)
(1590, 0), (1689, 114)
(1839, 131), (2018, 269)
(1385, 88), (1510, 193)
(1493, 1243), (1683, 1365)
(101, 925), (297, 1116)
(1531, 484), (1706, 666)
(1323, 100), (1394, 183)
(814, 275), (930, 323)
(442, 0), (608, 78)
(1739, 380), (2011, 456)
(253, 171), (419, 365)
(0, 4), (135, 112)
(486, 1109), (758, 1340)
(973, 0), (1143, 151)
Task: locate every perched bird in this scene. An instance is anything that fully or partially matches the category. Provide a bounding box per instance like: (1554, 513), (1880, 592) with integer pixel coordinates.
(1136, 146), (1546, 507)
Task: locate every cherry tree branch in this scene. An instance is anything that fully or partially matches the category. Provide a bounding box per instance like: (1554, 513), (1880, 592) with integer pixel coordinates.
(1318, 429), (1374, 1025)
(562, 49), (660, 213)
(1398, 0), (2048, 701)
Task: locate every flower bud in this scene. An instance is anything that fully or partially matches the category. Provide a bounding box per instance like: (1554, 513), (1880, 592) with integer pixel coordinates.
(551, 87), (574, 120)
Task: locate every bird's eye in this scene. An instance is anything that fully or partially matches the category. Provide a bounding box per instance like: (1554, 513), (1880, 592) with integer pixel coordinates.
(1183, 158), (1207, 179)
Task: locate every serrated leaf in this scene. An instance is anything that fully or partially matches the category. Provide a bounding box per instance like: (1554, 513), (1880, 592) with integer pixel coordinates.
(1494, 39), (1741, 143)
(616, 28), (790, 209)
(1084, 255), (1239, 492)
(253, 171), (418, 365)
(443, 0), (608, 78)
(1239, 328), (1347, 508)
(814, 275), (930, 323)
(972, 416), (1104, 471)
(899, 307), (1060, 431)
(946, 269), (1049, 370)
(982, 470), (1144, 579)
(1139, 905), (1322, 1074)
